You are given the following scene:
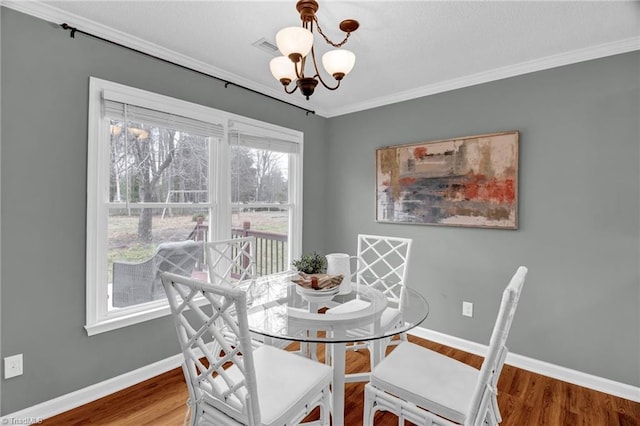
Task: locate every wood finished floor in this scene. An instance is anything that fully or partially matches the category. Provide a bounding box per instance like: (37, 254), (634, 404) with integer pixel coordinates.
(42, 335), (639, 426)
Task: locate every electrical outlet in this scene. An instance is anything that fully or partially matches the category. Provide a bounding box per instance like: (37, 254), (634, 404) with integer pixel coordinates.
(4, 354), (23, 379)
(462, 301), (473, 318)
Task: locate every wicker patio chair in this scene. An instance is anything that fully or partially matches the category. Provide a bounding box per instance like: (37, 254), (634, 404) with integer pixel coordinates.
(112, 240), (202, 307)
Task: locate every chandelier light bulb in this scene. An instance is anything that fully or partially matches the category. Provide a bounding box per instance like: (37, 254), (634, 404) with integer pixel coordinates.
(276, 27), (313, 61)
(322, 49), (356, 80)
(270, 56), (297, 84)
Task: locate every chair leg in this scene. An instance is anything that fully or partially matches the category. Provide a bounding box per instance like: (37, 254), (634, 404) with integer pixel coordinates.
(188, 406), (198, 426)
(369, 339), (387, 371)
(321, 385), (331, 426)
(324, 342), (332, 366)
(490, 393), (502, 423)
(363, 384), (376, 426)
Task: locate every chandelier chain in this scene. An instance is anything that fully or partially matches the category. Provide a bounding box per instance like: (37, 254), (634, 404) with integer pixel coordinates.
(312, 16), (352, 48)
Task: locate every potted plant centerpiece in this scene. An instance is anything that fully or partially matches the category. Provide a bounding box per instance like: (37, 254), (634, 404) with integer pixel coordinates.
(292, 252), (327, 275)
(292, 252), (343, 293)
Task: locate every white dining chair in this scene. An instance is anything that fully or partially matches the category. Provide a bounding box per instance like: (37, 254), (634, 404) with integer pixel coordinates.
(205, 236), (257, 286)
(325, 234), (413, 372)
(204, 236), (290, 351)
(363, 266), (528, 426)
(161, 271), (333, 426)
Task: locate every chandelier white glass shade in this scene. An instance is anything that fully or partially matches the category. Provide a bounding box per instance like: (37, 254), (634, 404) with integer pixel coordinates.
(270, 0), (359, 100)
(321, 49), (355, 78)
(275, 27), (313, 59)
(270, 56), (298, 83)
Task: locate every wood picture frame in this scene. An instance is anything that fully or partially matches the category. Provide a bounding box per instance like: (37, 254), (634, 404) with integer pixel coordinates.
(376, 131), (519, 229)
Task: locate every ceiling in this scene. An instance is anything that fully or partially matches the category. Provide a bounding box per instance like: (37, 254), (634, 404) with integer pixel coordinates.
(8, 1), (640, 117)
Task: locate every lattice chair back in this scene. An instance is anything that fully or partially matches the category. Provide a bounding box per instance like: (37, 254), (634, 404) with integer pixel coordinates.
(205, 237), (257, 287)
(356, 234), (413, 309)
(161, 271), (261, 425)
(467, 266), (527, 426)
(205, 237), (261, 353)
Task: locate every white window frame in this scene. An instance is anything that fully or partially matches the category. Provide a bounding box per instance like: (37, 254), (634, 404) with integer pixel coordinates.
(86, 77), (303, 335)
(228, 119), (304, 266)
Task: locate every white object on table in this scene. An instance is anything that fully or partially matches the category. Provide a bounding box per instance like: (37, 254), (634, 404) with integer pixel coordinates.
(326, 252), (352, 295)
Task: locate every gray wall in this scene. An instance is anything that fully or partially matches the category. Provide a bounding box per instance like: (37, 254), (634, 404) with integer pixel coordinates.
(0, 8), (327, 414)
(326, 51), (640, 387)
(1, 6), (639, 416)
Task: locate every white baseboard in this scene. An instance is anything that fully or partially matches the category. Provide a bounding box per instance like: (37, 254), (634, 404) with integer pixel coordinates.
(0, 353), (185, 424)
(409, 326), (640, 403)
(2, 328), (638, 424)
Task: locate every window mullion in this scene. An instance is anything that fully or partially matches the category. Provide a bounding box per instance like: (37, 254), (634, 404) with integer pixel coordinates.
(216, 129), (231, 241)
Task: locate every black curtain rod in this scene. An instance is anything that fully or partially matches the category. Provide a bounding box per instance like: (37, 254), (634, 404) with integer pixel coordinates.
(60, 23), (316, 116)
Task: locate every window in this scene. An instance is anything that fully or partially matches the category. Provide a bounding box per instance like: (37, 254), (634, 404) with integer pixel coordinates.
(86, 78), (303, 335)
(230, 124), (302, 276)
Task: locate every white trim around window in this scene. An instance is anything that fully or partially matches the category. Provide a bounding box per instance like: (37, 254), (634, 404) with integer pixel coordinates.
(85, 77), (303, 335)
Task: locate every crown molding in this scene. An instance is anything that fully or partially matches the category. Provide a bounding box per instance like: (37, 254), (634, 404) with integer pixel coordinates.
(326, 36), (640, 118)
(3, 0), (637, 119)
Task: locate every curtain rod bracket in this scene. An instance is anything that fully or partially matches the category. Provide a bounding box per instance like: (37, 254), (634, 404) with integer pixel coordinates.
(61, 23), (77, 38)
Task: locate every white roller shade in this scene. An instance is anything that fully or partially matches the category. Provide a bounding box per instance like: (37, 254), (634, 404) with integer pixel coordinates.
(102, 91), (224, 138)
(228, 120), (301, 154)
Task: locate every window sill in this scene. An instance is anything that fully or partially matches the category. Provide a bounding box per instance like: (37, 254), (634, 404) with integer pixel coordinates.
(85, 304), (171, 336)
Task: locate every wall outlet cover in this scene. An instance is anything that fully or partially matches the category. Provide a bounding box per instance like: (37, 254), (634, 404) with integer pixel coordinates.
(462, 301), (474, 318)
(4, 354), (24, 379)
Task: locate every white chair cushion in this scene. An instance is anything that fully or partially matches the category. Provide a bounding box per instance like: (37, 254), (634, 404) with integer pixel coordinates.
(379, 306), (401, 329)
(208, 345), (332, 426)
(327, 301), (400, 328)
(325, 298), (371, 314)
(370, 341), (479, 424)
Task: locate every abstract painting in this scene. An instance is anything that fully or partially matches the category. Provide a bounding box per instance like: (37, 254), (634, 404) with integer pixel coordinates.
(376, 131), (519, 229)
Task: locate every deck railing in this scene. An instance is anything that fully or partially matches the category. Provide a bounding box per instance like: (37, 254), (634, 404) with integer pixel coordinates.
(232, 222), (288, 276)
(188, 219), (288, 276)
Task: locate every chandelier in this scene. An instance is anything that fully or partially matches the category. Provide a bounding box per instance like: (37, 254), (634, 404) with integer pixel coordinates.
(269, 0), (359, 100)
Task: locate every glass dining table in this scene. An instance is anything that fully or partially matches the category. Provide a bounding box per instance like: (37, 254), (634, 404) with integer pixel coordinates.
(236, 270), (430, 426)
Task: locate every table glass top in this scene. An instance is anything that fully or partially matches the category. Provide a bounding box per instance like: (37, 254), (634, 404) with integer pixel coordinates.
(237, 271), (429, 343)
